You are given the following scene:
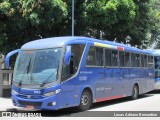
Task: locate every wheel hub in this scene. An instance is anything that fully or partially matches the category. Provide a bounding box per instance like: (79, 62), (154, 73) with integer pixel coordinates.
(81, 95), (89, 106)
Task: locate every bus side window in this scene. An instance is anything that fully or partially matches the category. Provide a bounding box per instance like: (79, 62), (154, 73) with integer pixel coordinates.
(61, 44), (85, 82)
(135, 54), (140, 67)
(141, 54), (148, 68)
(125, 52), (130, 67)
(111, 50), (118, 66)
(86, 46), (104, 66)
(86, 46), (96, 66)
(144, 55), (148, 68)
(105, 49), (118, 67)
(148, 55), (154, 68)
(119, 51), (125, 67)
(131, 53), (136, 67)
(96, 47), (104, 66)
(105, 49), (112, 66)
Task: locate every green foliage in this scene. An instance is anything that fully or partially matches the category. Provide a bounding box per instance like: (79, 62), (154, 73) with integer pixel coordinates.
(126, 0), (150, 46)
(0, 0), (67, 54)
(147, 0), (160, 48)
(0, 0), (159, 54)
(0, 1), (11, 15)
(82, 0), (143, 44)
(85, 0), (136, 27)
(21, 0), (67, 26)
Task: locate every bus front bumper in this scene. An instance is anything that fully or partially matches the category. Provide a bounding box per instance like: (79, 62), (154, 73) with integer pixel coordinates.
(11, 93), (61, 110)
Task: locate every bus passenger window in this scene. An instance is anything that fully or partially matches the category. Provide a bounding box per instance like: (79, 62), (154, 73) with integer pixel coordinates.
(111, 51), (118, 66)
(135, 54), (140, 67)
(148, 56), (153, 68)
(131, 53), (136, 67)
(105, 49), (118, 67)
(86, 46), (96, 66)
(105, 49), (112, 66)
(125, 52), (130, 67)
(141, 55), (147, 68)
(86, 46), (104, 66)
(119, 51), (125, 67)
(144, 55), (147, 68)
(96, 48), (104, 66)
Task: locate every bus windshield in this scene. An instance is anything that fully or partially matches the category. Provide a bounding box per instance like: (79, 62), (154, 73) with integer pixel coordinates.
(13, 48), (62, 85)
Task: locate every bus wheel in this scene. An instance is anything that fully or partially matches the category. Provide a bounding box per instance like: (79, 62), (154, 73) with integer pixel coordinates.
(78, 90), (92, 111)
(131, 85), (139, 100)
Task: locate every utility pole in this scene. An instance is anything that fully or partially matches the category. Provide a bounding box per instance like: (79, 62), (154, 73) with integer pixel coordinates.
(72, 0), (74, 36)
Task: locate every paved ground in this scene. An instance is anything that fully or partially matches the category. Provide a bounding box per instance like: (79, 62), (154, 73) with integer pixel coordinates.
(0, 90), (160, 117)
(0, 97), (19, 111)
(89, 91), (160, 111)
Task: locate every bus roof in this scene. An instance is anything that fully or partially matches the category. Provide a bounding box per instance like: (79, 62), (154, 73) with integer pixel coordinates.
(148, 49), (160, 56)
(21, 36), (152, 55)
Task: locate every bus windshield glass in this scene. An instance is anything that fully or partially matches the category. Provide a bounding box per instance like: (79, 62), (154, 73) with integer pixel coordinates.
(13, 48), (62, 85)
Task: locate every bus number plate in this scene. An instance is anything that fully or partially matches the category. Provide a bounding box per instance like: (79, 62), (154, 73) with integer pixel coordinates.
(26, 105), (34, 109)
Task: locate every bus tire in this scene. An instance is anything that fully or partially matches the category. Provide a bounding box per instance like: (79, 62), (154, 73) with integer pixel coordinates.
(77, 90), (92, 111)
(131, 85), (139, 100)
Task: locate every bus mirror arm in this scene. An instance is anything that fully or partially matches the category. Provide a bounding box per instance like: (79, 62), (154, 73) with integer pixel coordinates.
(5, 49), (20, 69)
(64, 46), (71, 65)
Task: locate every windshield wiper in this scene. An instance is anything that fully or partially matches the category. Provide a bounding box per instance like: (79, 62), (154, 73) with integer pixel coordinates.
(40, 73), (54, 87)
(18, 80), (22, 87)
(40, 64), (59, 87)
(27, 59), (31, 74)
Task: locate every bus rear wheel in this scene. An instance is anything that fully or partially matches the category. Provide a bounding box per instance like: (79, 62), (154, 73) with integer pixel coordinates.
(131, 85), (139, 100)
(77, 90), (92, 111)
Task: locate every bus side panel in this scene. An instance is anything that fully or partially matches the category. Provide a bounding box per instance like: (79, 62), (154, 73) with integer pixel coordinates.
(105, 68), (123, 98)
(131, 68), (145, 94)
(86, 67), (125, 102)
(76, 67), (104, 103)
(129, 68), (154, 95)
(118, 68), (133, 97)
(60, 78), (81, 109)
(60, 68), (96, 109)
(147, 67), (155, 92)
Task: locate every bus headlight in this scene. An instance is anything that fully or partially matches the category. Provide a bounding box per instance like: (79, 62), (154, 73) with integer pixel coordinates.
(12, 90), (19, 95)
(43, 89), (61, 97)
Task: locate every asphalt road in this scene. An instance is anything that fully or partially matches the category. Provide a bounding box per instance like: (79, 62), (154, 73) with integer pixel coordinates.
(1, 90), (160, 117)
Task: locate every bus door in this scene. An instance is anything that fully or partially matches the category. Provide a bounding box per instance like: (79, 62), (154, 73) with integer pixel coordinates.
(60, 44), (86, 108)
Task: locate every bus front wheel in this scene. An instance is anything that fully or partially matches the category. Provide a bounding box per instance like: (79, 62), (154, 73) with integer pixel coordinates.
(77, 90), (92, 111)
(131, 85), (139, 100)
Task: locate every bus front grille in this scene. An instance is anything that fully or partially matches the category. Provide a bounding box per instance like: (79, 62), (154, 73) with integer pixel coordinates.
(18, 100), (42, 107)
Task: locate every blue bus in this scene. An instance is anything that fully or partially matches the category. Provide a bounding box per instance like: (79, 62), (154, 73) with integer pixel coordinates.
(6, 36), (155, 111)
(150, 49), (160, 89)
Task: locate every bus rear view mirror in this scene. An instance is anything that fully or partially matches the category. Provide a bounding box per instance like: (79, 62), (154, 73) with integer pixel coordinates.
(5, 49), (20, 69)
(64, 46), (71, 65)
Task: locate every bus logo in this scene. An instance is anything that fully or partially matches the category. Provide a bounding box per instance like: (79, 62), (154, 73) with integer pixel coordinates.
(34, 91), (41, 94)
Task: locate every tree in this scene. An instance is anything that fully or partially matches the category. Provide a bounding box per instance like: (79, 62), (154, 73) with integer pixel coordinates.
(82, 0), (136, 42)
(126, 0), (151, 47)
(147, 0), (160, 49)
(0, 0), (67, 54)
(0, 0), (159, 54)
